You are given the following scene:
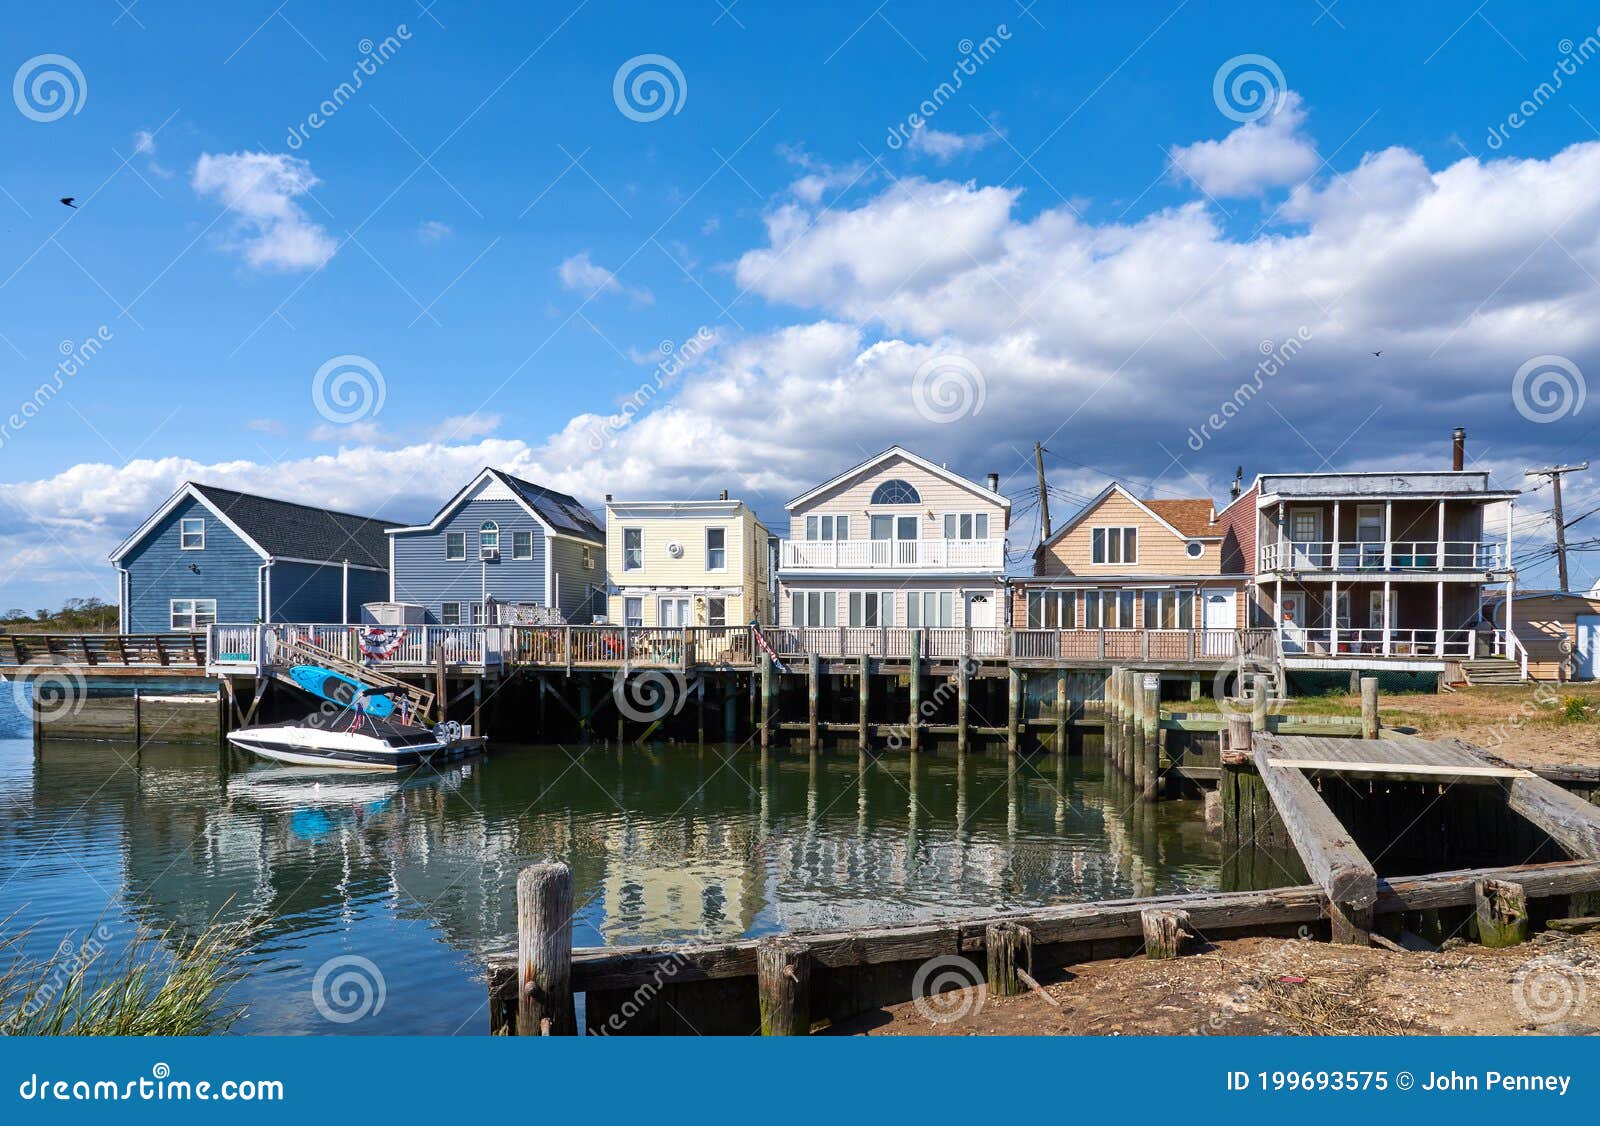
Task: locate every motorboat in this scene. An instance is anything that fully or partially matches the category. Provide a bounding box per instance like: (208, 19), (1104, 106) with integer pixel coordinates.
(226, 687), (482, 770)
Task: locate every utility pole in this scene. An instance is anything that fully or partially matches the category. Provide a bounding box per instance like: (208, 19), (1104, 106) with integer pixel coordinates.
(1034, 442), (1051, 542)
(1525, 462), (1589, 592)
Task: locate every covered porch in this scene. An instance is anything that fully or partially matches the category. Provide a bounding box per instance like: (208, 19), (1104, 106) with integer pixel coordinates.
(1261, 578), (1517, 663)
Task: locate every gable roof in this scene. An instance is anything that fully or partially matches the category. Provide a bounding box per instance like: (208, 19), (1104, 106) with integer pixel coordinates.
(786, 445), (1012, 511)
(385, 467), (604, 543)
(109, 482), (399, 568)
(1041, 483), (1219, 551)
(1144, 499), (1219, 538)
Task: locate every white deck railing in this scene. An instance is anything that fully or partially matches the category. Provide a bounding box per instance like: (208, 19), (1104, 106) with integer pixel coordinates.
(1258, 539), (1504, 573)
(208, 624), (507, 669)
(779, 537), (1005, 570)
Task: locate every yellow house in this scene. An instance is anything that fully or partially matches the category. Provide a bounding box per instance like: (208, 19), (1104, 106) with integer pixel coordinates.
(604, 497), (772, 627)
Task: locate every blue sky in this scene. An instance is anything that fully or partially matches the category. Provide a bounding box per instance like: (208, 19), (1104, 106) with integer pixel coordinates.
(1, 0), (1599, 609)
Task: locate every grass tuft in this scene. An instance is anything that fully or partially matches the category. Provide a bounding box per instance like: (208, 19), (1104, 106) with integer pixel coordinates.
(0, 912), (259, 1036)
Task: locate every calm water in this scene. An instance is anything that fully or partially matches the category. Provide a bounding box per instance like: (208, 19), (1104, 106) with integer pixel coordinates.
(0, 694), (1219, 1035)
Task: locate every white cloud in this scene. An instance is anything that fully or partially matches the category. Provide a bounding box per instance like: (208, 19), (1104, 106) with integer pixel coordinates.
(132, 128), (173, 179)
(13, 133), (1600, 605)
(428, 412), (501, 441)
(418, 219), (454, 245)
(557, 251), (652, 303)
(1168, 91), (1320, 198)
(906, 125), (999, 162)
(309, 420), (385, 444)
(191, 151), (338, 272)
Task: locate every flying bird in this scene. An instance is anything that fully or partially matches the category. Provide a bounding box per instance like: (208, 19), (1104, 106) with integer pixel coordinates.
(59, 197), (76, 208)
(1371, 350), (1383, 357)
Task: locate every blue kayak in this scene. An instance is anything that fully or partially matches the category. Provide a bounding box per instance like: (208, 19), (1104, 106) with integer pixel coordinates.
(286, 664), (397, 718)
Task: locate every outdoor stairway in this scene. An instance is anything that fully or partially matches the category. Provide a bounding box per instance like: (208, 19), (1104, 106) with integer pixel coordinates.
(270, 636), (440, 722)
(1460, 658), (1523, 686)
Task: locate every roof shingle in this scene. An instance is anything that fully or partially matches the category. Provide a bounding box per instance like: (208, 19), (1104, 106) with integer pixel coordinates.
(190, 484), (399, 569)
(1144, 498), (1218, 538)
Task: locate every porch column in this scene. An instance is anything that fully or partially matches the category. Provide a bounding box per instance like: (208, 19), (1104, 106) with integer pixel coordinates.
(1382, 581), (1392, 656)
(1505, 498), (1516, 662)
(1383, 500), (1393, 570)
(1330, 578), (1339, 655)
(1274, 576), (1283, 651)
(1436, 580), (1445, 656)
(1331, 500), (1341, 570)
(1436, 499), (1446, 571)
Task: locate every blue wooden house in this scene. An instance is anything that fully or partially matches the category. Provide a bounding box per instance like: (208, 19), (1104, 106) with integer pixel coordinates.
(386, 467), (606, 625)
(109, 482), (398, 632)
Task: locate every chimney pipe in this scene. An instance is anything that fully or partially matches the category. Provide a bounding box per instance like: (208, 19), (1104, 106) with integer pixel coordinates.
(986, 472), (1000, 493)
(604, 493), (613, 502)
(1230, 467), (1243, 501)
(1452, 427), (1465, 471)
(719, 489), (729, 501)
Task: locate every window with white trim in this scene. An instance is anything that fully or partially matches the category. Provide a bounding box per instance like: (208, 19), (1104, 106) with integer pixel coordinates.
(1142, 589), (1195, 630)
(169, 598), (216, 630)
(441, 602), (462, 626)
(706, 597), (727, 628)
(624, 597), (644, 627)
(623, 528), (643, 570)
(790, 590), (836, 627)
(1091, 527), (1138, 565)
(512, 530), (533, 559)
(445, 532), (466, 561)
(480, 521), (499, 552)
(905, 591), (955, 627)
(1026, 590), (1077, 629)
(847, 590), (896, 628)
(804, 514), (849, 540)
(706, 527), (727, 571)
(870, 480), (920, 505)
(942, 513), (990, 540)
(179, 517), (205, 550)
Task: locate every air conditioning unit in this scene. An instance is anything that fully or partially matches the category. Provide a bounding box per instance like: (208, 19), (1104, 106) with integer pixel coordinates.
(480, 546), (499, 561)
(583, 553), (596, 570)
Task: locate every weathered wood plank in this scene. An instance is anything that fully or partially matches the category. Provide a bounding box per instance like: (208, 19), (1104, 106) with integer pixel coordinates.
(1505, 774), (1600, 859)
(1251, 735), (1378, 935)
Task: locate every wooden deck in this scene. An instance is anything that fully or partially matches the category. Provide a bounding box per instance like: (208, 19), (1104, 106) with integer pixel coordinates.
(1259, 733), (1535, 782)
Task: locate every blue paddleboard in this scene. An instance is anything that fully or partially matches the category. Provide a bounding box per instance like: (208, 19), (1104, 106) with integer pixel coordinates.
(287, 664), (397, 718)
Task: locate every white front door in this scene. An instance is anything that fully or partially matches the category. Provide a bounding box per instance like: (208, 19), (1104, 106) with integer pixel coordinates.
(1201, 589), (1236, 656)
(965, 591), (997, 654)
(1578, 615), (1600, 679)
(1288, 508), (1323, 569)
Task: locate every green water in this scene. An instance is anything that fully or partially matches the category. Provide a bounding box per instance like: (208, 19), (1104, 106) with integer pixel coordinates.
(0, 731), (1219, 1034)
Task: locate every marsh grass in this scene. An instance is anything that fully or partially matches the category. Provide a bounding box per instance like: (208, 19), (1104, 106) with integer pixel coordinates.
(0, 913), (258, 1036)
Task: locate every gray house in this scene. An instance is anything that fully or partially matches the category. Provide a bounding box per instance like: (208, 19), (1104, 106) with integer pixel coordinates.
(110, 482), (396, 632)
(385, 467), (605, 625)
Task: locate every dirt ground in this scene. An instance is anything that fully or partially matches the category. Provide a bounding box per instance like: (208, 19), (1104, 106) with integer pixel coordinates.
(1386, 684), (1600, 768)
(832, 932), (1600, 1036)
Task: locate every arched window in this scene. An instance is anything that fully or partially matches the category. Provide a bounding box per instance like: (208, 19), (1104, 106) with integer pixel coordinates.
(870, 479), (921, 505)
(480, 520), (500, 551)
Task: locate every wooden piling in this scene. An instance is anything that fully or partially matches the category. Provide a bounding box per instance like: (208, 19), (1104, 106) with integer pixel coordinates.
(1360, 676), (1380, 740)
(985, 921), (1032, 998)
(756, 936), (810, 1035)
(956, 658), (970, 755)
(857, 654), (870, 750)
(807, 652), (820, 751)
(1474, 878), (1528, 947)
(1130, 673), (1146, 787)
(908, 632), (922, 753)
(724, 677), (737, 742)
(1140, 676), (1160, 803)
(1006, 667), (1021, 755)
(577, 676), (592, 743)
(1121, 670), (1138, 775)
(1054, 670), (1068, 752)
(516, 862), (575, 1035)
(1140, 908), (1189, 959)
(759, 654), (773, 750)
